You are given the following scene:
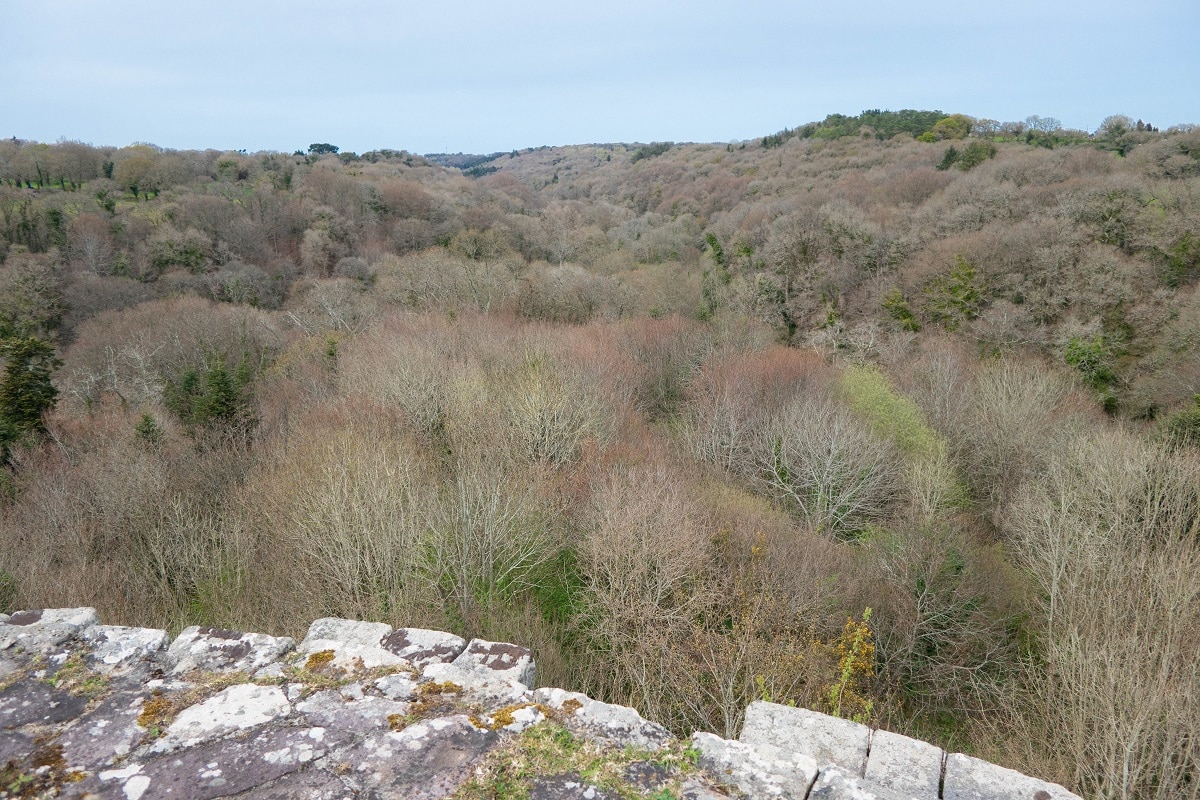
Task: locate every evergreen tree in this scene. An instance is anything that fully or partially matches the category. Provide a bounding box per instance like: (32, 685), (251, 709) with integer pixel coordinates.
(0, 337), (62, 457)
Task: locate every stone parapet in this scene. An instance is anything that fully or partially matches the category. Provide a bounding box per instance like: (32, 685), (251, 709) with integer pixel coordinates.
(0, 608), (1080, 799)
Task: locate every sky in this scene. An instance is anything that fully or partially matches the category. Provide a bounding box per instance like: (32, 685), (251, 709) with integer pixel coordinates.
(4, 0), (1197, 155)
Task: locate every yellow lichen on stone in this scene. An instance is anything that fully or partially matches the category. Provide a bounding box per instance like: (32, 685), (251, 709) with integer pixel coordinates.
(304, 649), (337, 671)
(137, 693), (174, 729)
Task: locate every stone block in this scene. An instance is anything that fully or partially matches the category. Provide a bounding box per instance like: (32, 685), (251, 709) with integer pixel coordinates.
(373, 673), (419, 700)
(90, 725), (339, 800)
(536, 687), (673, 750)
(5, 607), (100, 628)
(295, 688), (408, 732)
(0, 606), (100, 655)
(692, 730), (818, 799)
(422, 660), (532, 707)
(452, 638), (536, 687)
(150, 683), (291, 753)
(379, 627), (467, 667)
(341, 714), (499, 799)
(809, 766), (922, 800)
(739, 702), (872, 776)
(944, 752), (1082, 800)
(298, 617), (406, 669)
(59, 688), (151, 770)
(0, 679), (88, 728)
(167, 626), (295, 674)
(82, 624), (169, 673)
(863, 728), (944, 797)
(529, 775), (619, 799)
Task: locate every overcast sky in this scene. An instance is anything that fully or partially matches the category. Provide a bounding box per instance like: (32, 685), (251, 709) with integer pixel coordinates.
(5, 0), (1197, 155)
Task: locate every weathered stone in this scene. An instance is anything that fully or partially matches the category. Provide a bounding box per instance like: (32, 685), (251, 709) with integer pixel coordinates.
(452, 638), (536, 688)
(0, 650), (25, 678)
(225, 768), (354, 799)
(692, 731), (818, 799)
(150, 683), (291, 753)
(339, 714), (499, 799)
(0, 679), (89, 728)
(82, 624), (169, 674)
(536, 687), (673, 750)
(681, 779), (738, 799)
(59, 687), (151, 770)
(863, 728), (944, 797)
(6, 607), (99, 628)
(0, 607), (99, 655)
(297, 617), (405, 670)
(529, 774), (618, 799)
(167, 626), (295, 675)
(491, 702), (546, 733)
(373, 673), (419, 701)
(423, 660), (532, 707)
(625, 760), (672, 791)
(295, 689), (408, 732)
(740, 701), (871, 776)
(809, 766), (921, 800)
(380, 627), (468, 668)
(943, 752), (1081, 800)
(0, 728), (35, 763)
(0, 609), (1084, 800)
(89, 726), (338, 800)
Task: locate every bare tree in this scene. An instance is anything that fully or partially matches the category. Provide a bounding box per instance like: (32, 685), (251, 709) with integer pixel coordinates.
(753, 396), (903, 538)
(998, 431), (1200, 799)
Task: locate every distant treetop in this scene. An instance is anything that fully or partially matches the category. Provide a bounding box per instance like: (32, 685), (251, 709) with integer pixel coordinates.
(307, 143), (339, 155)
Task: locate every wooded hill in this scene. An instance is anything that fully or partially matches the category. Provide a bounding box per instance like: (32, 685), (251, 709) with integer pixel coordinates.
(1, 111), (1198, 799)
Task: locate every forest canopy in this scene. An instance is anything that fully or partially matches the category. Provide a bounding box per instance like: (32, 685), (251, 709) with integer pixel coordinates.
(2, 110), (1199, 799)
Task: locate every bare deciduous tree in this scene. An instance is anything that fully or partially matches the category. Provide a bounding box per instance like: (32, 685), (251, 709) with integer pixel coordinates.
(753, 396), (903, 538)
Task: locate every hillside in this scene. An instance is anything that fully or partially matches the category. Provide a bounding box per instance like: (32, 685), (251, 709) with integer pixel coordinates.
(1, 113), (1199, 799)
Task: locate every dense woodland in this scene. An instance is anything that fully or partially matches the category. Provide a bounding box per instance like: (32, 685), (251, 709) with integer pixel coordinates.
(1, 111), (1199, 799)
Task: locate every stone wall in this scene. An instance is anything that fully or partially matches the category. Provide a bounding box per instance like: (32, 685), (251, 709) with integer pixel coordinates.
(0, 608), (1080, 800)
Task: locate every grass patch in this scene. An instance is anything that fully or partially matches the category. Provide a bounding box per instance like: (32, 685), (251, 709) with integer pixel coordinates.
(838, 365), (944, 459)
(43, 652), (109, 700)
(452, 721), (700, 800)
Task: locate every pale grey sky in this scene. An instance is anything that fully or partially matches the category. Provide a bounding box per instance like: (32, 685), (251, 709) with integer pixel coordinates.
(4, 0), (1196, 154)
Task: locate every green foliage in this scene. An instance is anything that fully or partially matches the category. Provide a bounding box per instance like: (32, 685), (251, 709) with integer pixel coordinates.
(1159, 395), (1200, 450)
(307, 143), (339, 155)
(630, 142), (674, 162)
(699, 234), (732, 320)
(936, 146), (960, 171)
(930, 114), (973, 141)
(148, 231), (209, 273)
(955, 140), (997, 170)
(0, 337), (62, 456)
(0, 261), (65, 339)
(937, 141), (996, 172)
(762, 127), (801, 148)
(1064, 334), (1118, 412)
(800, 109), (948, 141)
(823, 608), (876, 723)
(164, 352), (255, 434)
(923, 256), (983, 331)
(1158, 232), (1200, 287)
(527, 549), (585, 625)
(1063, 334), (1114, 389)
(838, 366), (945, 460)
(704, 233), (725, 268)
(882, 289), (920, 331)
(134, 413), (164, 449)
